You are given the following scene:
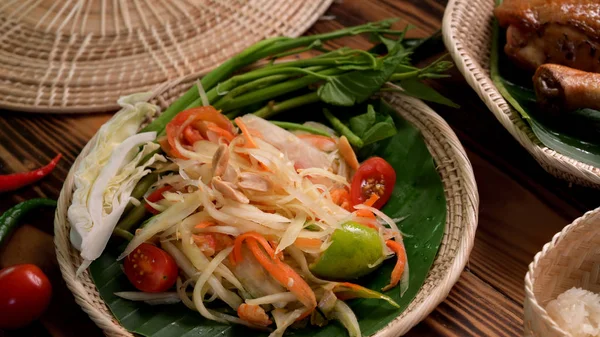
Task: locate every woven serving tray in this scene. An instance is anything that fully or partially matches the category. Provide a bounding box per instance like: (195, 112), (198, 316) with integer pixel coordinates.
(54, 80), (479, 336)
(0, 0), (332, 113)
(524, 208), (600, 337)
(442, 0), (600, 188)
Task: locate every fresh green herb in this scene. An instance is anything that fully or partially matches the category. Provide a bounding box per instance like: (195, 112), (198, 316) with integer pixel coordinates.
(349, 104), (398, 146)
(142, 19), (406, 134)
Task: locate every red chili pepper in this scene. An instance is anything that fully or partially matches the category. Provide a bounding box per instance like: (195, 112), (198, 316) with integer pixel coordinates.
(0, 154), (62, 193)
(144, 185), (174, 215)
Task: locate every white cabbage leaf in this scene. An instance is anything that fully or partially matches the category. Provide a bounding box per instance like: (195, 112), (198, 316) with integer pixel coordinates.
(67, 93), (163, 275)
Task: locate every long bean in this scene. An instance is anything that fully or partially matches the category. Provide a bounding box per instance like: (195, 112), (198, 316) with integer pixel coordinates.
(270, 121), (331, 136)
(252, 92), (321, 119)
(141, 20), (401, 134)
(216, 68), (346, 112)
(323, 108), (364, 148)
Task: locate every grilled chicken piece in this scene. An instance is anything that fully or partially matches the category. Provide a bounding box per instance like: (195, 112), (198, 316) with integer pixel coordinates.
(495, 0), (600, 73)
(533, 64), (600, 115)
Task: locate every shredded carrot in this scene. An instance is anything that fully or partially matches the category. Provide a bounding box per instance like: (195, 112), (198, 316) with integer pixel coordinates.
(194, 221), (216, 229)
(232, 232), (275, 264)
(246, 238), (317, 310)
(232, 231), (317, 311)
(235, 117), (258, 148)
(354, 209), (376, 219)
(364, 193), (380, 207)
(293, 237), (322, 249)
(205, 122), (235, 142)
(382, 239), (407, 291)
(353, 193), (380, 219)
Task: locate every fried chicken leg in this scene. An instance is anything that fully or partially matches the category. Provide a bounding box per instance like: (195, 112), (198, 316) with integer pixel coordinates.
(533, 64), (600, 115)
(495, 0), (600, 73)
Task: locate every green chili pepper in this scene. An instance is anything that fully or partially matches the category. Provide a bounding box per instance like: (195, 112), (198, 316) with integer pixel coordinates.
(0, 199), (57, 247)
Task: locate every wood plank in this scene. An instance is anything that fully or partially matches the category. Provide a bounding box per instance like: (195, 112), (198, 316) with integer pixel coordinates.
(406, 271), (523, 336)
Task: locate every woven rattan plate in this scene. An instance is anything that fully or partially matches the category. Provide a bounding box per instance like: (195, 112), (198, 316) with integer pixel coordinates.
(0, 0), (332, 113)
(442, 0), (600, 188)
(54, 80), (479, 336)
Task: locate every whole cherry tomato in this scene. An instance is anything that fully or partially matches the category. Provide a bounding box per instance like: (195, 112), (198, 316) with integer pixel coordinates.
(123, 243), (178, 293)
(350, 157), (396, 209)
(0, 264), (52, 329)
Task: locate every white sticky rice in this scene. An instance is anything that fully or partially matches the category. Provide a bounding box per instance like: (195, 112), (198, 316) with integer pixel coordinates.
(546, 287), (600, 337)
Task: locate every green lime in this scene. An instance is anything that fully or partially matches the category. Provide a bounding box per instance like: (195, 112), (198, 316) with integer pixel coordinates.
(309, 221), (384, 280)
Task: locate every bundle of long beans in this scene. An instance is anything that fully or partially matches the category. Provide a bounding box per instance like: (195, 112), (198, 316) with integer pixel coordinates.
(112, 19), (452, 239)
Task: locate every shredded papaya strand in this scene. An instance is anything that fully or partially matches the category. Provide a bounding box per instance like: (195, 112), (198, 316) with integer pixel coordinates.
(235, 117), (258, 148)
(382, 239), (407, 291)
(246, 238), (317, 310)
(232, 231), (275, 264)
(293, 237), (322, 249)
(194, 221), (216, 229)
(268, 240), (284, 260)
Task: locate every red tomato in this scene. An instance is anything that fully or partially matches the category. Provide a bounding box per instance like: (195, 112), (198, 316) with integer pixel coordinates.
(164, 106), (235, 158)
(0, 264), (52, 329)
(123, 243), (178, 293)
(350, 157), (396, 209)
(144, 185), (174, 215)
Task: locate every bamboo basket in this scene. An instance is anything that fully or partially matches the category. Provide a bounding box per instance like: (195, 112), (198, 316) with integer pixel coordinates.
(54, 79), (479, 336)
(442, 0), (600, 188)
(524, 208), (600, 337)
(0, 0), (332, 113)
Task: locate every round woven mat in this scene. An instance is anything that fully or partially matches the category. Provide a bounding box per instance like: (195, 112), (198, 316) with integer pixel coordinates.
(442, 0), (600, 188)
(0, 0), (332, 113)
(54, 84), (479, 336)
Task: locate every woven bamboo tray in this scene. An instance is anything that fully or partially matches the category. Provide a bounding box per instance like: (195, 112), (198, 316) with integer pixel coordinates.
(53, 82), (479, 336)
(0, 0), (332, 113)
(442, 0), (600, 188)
(524, 208), (600, 337)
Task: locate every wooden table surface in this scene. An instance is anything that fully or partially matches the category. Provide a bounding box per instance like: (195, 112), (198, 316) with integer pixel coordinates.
(2, 1), (599, 336)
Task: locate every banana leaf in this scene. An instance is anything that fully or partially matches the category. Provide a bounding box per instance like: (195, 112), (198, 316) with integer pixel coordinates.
(89, 102), (446, 337)
(491, 0), (600, 166)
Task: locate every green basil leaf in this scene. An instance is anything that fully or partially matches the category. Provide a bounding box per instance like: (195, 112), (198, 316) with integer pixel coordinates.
(349, 104), (377, 137)
(318, 52), (409, 106)
(362, 115), (397, 146)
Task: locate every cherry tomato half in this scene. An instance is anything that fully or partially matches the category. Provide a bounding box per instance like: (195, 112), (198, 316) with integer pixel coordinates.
(164, 106), (235, 158)
(144, 185), (174, 215)
(123, 243), (179, 293)
(0, 264), (52, 329)
(350, 157), (396, 209)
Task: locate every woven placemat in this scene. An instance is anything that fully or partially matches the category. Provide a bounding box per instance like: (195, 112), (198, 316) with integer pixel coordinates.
(0, 0), (332, 113)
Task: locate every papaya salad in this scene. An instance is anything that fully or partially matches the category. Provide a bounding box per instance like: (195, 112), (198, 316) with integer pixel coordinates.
(67, 20), (453, 337)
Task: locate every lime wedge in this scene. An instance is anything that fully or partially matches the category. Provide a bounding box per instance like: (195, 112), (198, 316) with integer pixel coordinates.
(310, 221), (384, 280)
